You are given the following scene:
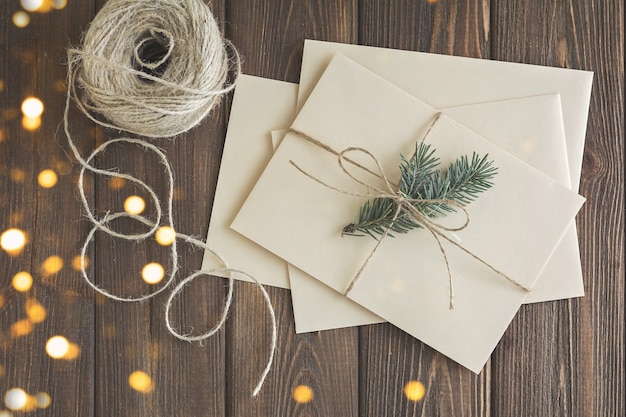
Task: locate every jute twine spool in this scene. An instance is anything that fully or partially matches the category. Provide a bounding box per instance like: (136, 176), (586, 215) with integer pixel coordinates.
(69, 0), (237, 138)
(64, 0), (275, 397)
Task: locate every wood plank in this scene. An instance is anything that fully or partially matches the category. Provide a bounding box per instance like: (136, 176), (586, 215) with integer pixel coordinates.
(0, 2), (95, 416)
(490, 0), (624, 416)
(224, 1), (359, 416)
(89, 1), (227, 416)
(358, 1), (491, 416)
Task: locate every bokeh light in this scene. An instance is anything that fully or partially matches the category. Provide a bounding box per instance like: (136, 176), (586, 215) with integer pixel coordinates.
(403, 380), (425, 402)
(124, 196), (145, 215)
(292, 385), (314, 404)
(155, 226), (176, 246)
(46, 336), (69, 359)
(4, 388), (27, 411)
(37, 169), (58, 188)
(22, 116), (41, 131)
(12, 272), (33, 292)
(35, 392), (51, 408)
(11, 319), (33, 337)
(141, 262), (165, 284)
(20, 0), (51, 12)
(1, 228), (27, 255)
(10, 168), (26, 183)
(12, 11), (31, 28)
(42, 255), (63, 276)
(21, 97), (44, 118)
(71, 255), (89, 271)
(52, 0), (67, 9)
(26, 299), (47, 323)
(109, 177), (126, 189)
(128, 371), (154, 393)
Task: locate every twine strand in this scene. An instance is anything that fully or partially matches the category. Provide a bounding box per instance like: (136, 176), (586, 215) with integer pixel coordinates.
(64, 0), (274, 397)
(287, 115), (530, 308)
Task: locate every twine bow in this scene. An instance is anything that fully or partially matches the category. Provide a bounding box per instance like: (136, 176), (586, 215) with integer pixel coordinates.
(288, 114), (531, 309)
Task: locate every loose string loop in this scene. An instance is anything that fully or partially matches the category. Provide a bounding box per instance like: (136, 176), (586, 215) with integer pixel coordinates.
(287, 115), (530, 309)
(63, 0), (274, 396)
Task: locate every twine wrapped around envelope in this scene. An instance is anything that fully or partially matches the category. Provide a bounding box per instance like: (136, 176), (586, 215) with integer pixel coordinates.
(288, 114), (531, 309)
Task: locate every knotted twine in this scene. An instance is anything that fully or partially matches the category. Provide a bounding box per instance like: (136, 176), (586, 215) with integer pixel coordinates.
(288, 114), (531, 309)
(63, 0), (275, 397)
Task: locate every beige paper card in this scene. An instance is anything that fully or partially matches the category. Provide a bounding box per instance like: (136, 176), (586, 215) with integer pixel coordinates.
(298, 40), (593, 191)
(201, 74), (297, 288)
(232, 54), (585, 371)
(288, 94), (582, 333)
(298, 40), (592, 304)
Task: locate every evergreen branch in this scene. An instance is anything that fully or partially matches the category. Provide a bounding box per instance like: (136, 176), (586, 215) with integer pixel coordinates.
(343, 143), (497, 238)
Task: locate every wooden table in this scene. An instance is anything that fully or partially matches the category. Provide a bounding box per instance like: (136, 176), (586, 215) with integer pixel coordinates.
(1, 1), (623, 416)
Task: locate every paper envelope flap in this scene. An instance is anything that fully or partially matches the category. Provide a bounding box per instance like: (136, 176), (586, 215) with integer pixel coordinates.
(299, 40), (593, 191)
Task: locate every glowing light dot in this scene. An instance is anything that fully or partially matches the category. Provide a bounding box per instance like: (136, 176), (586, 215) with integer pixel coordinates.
(1, 229), (27, 253)
(403, 380), (426, 402)
(42, 255), (64, 276)
(62, 343), (81, 360)
(128, 371), (154, 393)
(4, 388), (27, 410)
(37, 169), (58, 188)
(10, 169), (26, 183)
(142, 263), (165, 284)
(11, 319), (33, 337)
(26, 299), (47, 323)
(46, 336), (70, 359)
(155, 226), (176, 246)
(109, 177), (127, 189)
(124, 196), (145, 215)
(71, 255), (89, 271)
(12, 272), (33, 292)
(21, 97), (44, 118)
(52, 0), (67, 9)
(292, 385), (314, 404)
(21, 0), (43, 11)
(22, 116), (41, 131)
(36, 392), (51, 408)
(12, 11), (30, 28)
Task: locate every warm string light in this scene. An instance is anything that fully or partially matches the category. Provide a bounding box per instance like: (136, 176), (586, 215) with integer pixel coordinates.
(12, 272), (33, 292)
(141, 263), (165, 284)
(292, 385), (314, 404)
(1, 228), (27, 256)
(41, 255), (63, 276)
(124, 195), (146, 215)
(128, 371), (154, 393)
(37, 169), (58, 188)
(403, 380), (426, 402)
(12, 11), (31, 28)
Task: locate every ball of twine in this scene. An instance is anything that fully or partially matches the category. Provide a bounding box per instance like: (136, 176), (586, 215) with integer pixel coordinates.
(68, 0), (238, 138)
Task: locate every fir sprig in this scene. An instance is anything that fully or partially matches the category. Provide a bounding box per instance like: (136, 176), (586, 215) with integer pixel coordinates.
(342, 143), (497, 238)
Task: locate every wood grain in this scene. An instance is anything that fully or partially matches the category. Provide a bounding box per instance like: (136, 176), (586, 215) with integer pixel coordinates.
(88, 1), (229, 416)
(224, 1), (359, 415)
(490, 0), (624, 416)
(0, 0), (623, 416)
(0, 2), (96, 416)
(358, 1), (491, 416)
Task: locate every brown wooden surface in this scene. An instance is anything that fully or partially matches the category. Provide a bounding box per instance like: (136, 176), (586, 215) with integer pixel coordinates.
(0, 1), (623, 416)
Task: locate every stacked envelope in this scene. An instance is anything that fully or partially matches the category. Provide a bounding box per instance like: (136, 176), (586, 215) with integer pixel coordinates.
(202, 40), (593, 373)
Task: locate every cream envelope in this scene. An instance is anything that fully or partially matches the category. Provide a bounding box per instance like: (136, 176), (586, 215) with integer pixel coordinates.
(232, 54), (585, 372)
(203, 76), (584, 333)
(297, 40), (592, 305)
(298, 40), (593, 191)
(201, 74), (297, 288)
